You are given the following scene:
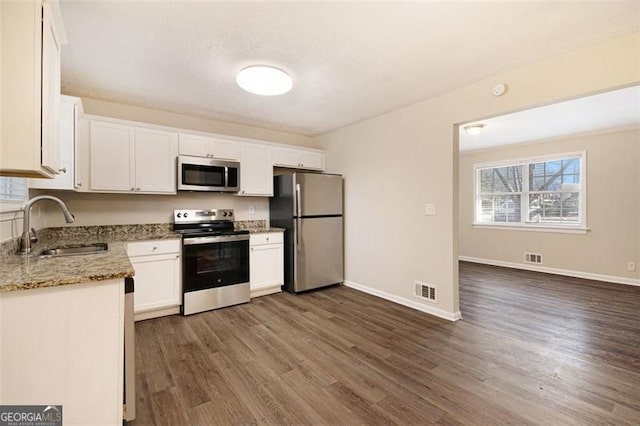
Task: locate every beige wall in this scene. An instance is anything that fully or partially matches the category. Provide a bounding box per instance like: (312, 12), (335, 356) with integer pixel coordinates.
(317, 32), (640, 317)
(81, 98), (317, 148)
(459, 128), (639, 281)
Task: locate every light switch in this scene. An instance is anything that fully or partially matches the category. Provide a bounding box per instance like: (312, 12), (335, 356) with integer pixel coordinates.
(424, 203), (436, 216)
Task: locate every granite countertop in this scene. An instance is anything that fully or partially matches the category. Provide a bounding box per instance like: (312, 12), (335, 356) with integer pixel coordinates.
(0, 224), (180, 293)
(248, 227), (285, 234)
(0, 222), (284, 294)
(234, 220), (284, 234)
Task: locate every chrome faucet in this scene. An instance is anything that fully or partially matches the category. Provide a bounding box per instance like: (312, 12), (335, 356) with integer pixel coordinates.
(19, 195), (75, 255)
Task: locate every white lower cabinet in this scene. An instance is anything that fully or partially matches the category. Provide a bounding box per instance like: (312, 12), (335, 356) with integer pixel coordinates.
(127, 239), (182, 320)
(0, 279), (124, 424)
(250, 232), (284, 298)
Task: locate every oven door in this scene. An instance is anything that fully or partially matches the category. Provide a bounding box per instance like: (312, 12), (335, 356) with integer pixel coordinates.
(182, 235), (250, 293)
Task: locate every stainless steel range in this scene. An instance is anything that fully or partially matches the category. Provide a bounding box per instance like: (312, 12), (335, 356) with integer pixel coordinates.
(173, 209), (250, 315)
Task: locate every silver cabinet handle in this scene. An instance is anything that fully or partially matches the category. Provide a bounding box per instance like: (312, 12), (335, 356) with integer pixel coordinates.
(59, 167), (67, 173)
(130, 187), (135, 191)
(76, 182), (82, 187)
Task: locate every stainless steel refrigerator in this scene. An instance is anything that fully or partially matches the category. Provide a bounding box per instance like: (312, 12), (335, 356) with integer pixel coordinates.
(270, 172), (344, 293)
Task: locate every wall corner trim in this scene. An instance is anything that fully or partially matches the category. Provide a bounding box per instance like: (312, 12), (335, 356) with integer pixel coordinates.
(343, 281), (462, 322)
(458, 256), (640, 287)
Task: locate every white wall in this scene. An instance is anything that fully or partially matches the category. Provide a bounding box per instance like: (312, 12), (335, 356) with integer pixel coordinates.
(459, 128), (639, 282)
(33, 190), (268, 228)
(317, 32), (639, 318)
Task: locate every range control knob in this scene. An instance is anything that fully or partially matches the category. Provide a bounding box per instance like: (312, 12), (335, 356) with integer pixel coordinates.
(222, 212), (228, 217)
(228, 211), (233, 216)
(184, 212), (188, 218)
(177, 213), (181, 218)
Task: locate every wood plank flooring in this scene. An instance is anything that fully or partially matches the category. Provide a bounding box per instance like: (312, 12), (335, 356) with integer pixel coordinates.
(131, 263), (640, 425)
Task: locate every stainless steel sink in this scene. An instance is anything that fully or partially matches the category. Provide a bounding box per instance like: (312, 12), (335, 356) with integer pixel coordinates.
(37, 243), (109, 258)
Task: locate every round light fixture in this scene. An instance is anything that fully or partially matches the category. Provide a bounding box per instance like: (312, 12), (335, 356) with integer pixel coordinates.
(464, 123), (484, 136)
(236, 65), (292, 96)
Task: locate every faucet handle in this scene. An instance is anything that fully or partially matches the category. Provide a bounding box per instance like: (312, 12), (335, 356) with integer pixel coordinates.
(29, 228), (38, 243)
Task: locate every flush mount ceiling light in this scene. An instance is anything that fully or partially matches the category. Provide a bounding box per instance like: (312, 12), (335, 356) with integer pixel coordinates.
(464, 123), (485, 136)
(236, 65), (293, 96)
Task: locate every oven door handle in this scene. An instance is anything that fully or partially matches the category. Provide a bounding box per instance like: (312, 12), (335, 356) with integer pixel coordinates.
(183, 234), (250, 245)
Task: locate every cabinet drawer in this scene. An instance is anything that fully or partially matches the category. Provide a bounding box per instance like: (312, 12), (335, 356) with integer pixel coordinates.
(250, 232), (283, 246)
(127, 239), (181, 257)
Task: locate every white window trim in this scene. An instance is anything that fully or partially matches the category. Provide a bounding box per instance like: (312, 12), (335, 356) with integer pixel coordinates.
(473, 151), (587, 232)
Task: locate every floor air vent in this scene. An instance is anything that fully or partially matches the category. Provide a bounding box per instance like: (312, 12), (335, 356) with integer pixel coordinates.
(415, 281), (437, 303)
(524, 252), (543, 264)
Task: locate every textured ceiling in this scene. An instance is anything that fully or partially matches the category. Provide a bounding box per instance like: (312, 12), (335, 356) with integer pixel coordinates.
(59, 1), (639, 136)
(459, 85), (640, 152)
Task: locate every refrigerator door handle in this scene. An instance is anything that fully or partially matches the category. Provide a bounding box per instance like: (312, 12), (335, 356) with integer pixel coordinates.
(295, 183), (302, 251)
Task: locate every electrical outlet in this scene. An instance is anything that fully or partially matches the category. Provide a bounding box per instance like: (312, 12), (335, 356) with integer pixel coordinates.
(424, 203), (436, 216)
(248, 205), (255, 214)
(628, 262), (636, 272)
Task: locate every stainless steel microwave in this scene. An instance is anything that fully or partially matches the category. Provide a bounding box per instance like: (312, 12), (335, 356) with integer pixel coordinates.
(177, 155), (240, 192)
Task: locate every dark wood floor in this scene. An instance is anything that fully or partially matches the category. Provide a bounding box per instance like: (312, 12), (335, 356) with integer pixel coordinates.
(131, 262), (640, 425)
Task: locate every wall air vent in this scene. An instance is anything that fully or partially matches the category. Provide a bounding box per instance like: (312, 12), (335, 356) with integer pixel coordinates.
(524, 252), (543, 264)
(414, 281), (437, 303)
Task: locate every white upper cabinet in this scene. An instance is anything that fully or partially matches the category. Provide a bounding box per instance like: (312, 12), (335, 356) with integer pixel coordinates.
(89, 120), (177, 194)
(238, 143), (273, 196)
(134, 128), (177, 193)
(0, 0), (66, 177)
(178, 133), (239, 160)
(30, 96), (83, 190)
(90, 121), (134, 192)
(272, 147), (324, 170)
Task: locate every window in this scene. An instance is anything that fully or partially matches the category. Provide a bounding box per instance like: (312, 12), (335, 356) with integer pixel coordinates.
(0, 177), (28, 212)
(475, 152), (585, 229)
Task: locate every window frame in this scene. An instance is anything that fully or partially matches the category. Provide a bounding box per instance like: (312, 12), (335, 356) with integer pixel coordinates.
(473, 151), (587, 233)
(0, 177), (29, 214)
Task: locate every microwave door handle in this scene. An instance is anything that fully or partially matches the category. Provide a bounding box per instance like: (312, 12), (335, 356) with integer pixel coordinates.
(224, 166), (229, 189)
(295, 183), (302, 251)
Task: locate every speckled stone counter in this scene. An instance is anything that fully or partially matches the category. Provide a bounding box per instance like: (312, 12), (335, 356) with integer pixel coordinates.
(235, 220), (285, 234)
(0, 224), (180, 293)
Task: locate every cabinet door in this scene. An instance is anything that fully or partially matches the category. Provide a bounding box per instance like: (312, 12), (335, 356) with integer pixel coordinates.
(131, 253), (181, 313)
(239, 143), (273, 196)
(90, 121), (134, 191)
(209, 137), (240, 160)
(30, 98), (75, 190)
(178, 133), (209, 157)
(250, 244), (284, 291)
(272, 148), (300, 168)
(40, 2), (62, 174)
(134, 128), (177, 193)
(300, 151), (324, 170)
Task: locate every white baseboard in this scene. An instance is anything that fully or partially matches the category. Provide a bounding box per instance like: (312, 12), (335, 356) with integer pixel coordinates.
(458, 256), (640, 287)
(343, 281), (462, 322)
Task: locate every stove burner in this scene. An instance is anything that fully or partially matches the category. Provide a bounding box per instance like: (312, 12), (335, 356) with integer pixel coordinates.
(172, 209), (246, 237)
